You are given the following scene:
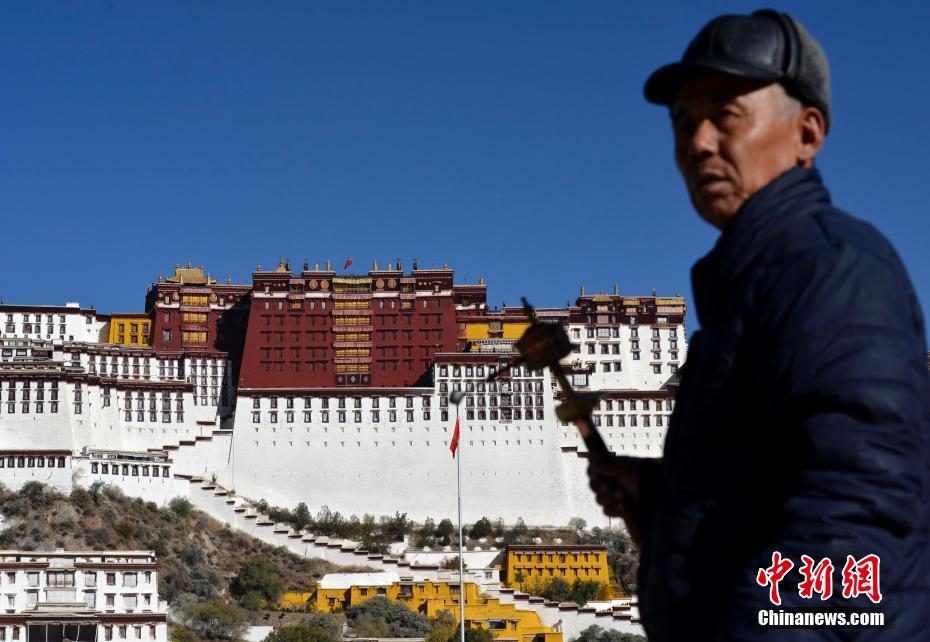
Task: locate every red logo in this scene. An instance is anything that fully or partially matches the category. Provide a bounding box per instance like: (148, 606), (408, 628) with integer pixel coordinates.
(756, 551), (795, 606)
(798, 555), (834, 600)
(841, 554), (882, 604)
(756, 552), (882, 605)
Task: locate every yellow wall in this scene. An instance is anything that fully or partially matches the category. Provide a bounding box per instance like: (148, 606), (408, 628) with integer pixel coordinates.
(108, 316), (152, 347)
(503, 547), (610, 588)
(280, 592), (314, 610)
(311, 579), (562, 642)
(502, 322), (530, 339)
(461, 320), (531, 341)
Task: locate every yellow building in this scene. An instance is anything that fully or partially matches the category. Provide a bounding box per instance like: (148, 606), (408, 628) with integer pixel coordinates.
(502, 545), (610, 590)
(308, 572), (562, 642)
(107, 313), (153, 347)
(461, 317), (531, 345)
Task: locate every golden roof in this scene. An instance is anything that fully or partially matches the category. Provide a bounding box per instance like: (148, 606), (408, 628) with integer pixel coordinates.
(166, 261), (216, 285)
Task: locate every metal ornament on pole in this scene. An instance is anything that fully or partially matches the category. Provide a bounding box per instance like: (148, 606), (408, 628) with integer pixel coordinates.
(449, 390), (466, 642)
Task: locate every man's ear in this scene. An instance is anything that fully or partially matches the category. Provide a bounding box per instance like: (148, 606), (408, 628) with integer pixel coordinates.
(797, 106), (826, 167)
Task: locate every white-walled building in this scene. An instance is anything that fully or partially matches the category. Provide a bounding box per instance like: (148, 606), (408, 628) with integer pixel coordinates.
(0, 550), (166, 642)
(0, 270), (687, 527)
(0, 304), (104, 345)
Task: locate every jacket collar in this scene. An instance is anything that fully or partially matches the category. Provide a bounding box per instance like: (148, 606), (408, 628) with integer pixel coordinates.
(691, 166), (832, 326)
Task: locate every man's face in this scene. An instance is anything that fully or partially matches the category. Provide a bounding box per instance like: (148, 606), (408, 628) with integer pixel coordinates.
(672, 72), (805, 229)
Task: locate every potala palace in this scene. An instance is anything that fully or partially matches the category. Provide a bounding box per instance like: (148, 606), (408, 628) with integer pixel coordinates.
(0, 260), (687, 526)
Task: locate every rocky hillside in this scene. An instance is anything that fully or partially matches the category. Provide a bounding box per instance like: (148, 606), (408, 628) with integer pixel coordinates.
(0, 481), (370, 605)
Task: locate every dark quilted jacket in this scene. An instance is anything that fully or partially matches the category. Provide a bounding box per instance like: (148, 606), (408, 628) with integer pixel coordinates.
(637, 167), (930, 641)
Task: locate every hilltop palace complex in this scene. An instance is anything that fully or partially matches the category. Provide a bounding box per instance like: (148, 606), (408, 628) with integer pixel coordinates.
(0, 260), (687, 526)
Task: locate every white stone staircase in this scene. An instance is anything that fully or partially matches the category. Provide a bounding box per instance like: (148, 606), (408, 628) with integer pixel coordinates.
(171, 471), (644, 640)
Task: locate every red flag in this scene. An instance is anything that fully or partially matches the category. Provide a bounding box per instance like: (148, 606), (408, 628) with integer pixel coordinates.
(450, 417), (460, 458)
(343, 257), (353, 270)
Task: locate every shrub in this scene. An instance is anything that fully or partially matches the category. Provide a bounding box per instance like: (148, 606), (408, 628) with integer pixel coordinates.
(114, 520), (138, 539)
(264, 625), (336, 642)
(572, 625), (646, 642)
(440, 556), (461, 570)
(169, 497), (193, 518)
(88, 528), (112, 547)
(522, 577), (609, 607)
(184, 601), (248, 640)
(231, 555), (284, 604)
(238, 591), (263, 612)
(19, 482), (46, 505)
(425, 611), (456, 642)
(446, 627), (493, 642)
(302, 613), (342, 638)
(149, 539), (169, 558)
(69, 488), (95, 513)
(170, 626), (200, 642)
(49, 501), (79, 527)
(345, 597), (431, 638)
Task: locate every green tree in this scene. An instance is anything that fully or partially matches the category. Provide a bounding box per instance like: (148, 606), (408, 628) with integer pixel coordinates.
(294, 502), (311, 531)
(230, 555), (284, 604)
(185, 601), (249, 640)
(384, 511), (412, 542)
(468, 517), (492, 540)
(506, 518), (528, 543)
(436, 518), (455, 538)
(579, 528), (639, 596)
(414, 518), (436, 548)
(313, 506), (347, 538)
(426, 610), (457, 642)
(543, 577), (572, 603)
(568, 579), (609, 607)
(345, 596), (431, 638)
(263, 625), (336, 642)
(568, 517), (587, 531)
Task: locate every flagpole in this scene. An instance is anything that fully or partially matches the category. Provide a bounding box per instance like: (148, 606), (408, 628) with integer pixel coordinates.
(449, 391), (466, 642)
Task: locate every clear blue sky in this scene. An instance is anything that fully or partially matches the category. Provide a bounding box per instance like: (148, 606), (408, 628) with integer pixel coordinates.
(2, 2), (928, 332)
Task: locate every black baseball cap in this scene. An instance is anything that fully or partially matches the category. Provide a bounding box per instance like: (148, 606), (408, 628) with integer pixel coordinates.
(644, 9), (831, 131)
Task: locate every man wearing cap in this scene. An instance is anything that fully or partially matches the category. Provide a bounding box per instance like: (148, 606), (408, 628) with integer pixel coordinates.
(588, 9), (930, 640)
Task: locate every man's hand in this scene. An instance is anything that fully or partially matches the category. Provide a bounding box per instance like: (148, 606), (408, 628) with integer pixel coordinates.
(587, 454), (644, 547)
